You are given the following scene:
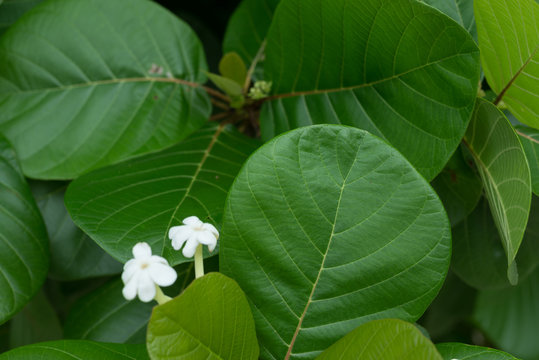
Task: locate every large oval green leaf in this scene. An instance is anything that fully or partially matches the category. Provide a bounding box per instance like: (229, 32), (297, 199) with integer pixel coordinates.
(475, 0), (539, 129)
(260, 0), (480, 180)
(437, 343), (520, 360)
(451, 197), (539, 289)
(0, 136), (48, 324)
(464, 99), (532, 283)
(0, 0), (211, 179)
(474, 264), (539, 359)
(30, 181), (121, 280)
(317, 319), (442, 360)
(65, 124), (259, 265)
(220, 125), (451, 360)
(147, 272), (259, 360)
(0, 340), (149, 359)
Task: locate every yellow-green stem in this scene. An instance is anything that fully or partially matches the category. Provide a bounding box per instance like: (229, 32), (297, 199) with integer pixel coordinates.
(154, 285), (171, 305)
(194, 244), (204, 279)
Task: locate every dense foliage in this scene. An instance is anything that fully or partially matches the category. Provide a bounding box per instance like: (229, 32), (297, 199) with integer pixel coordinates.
(0, 0), (538, 358)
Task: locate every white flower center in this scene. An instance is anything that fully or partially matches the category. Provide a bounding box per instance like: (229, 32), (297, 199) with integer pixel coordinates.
(140, 262), (149, 269)
(193, 225), (204, 231)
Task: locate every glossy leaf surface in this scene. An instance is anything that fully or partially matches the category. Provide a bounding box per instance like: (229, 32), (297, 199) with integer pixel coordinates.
(452, 197), (539, 289)
(0, 0), (211, 179)
(65, 124), (259, 265)
(464, 99), (531, 282)
(261, 0), (480, 180)
(475, 0), (539, 128)
(0, 341), (149, 359)
(30, 181), (121, 280)
(474, 264), (539, 359)
(437, 343), (520, 360)
(147, 273), (259, 360)
(317, 319), (442, 360)
(0, 137), (48, 324)
(220, 125), (451, 359)
(516, 125), (539, 196)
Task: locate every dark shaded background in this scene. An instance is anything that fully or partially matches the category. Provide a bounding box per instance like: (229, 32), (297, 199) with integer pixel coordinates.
(156, 0), (242, 71)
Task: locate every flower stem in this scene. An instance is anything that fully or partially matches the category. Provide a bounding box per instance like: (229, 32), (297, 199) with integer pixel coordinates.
(194, 244), (204, 279)
(154, 285), (172, 305)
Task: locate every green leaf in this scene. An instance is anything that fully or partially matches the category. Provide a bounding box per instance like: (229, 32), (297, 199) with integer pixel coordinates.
(431, 146), (483, 226)
(516, 125), (539, 196)
(30, 181), (121, 280)
(220, 125), (451, 359)
(0, 0), (44, 36)
(64, 263), (197, 344)
(0, 0), (211, 179)
(420, 0), (477, 41)
(475, 0), (539, 129)
(437, 343), (520, 360)
(147, 272), (259, 360)
(206, 73), (245, 108)
(219, 52), (247, 86)
(0, 340), (149, 359)
(65, 124), (259, 265)
(0, 136), (48, 324)
(451, 197), (539, 289)
(9, 290), (62, 348)
(261, 0), (480, 180)
(316, 319), (442, 360)
(464, 99), (532, 283)
(474, 265), (539, 359)
(223, 0), (280, 71)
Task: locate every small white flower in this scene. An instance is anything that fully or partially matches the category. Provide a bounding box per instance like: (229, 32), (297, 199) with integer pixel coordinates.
(121, 242), (177, 303)
(168, 216), (219, 258)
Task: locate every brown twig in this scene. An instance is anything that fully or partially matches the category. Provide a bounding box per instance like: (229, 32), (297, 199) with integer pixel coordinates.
(210, 98), (230, 111)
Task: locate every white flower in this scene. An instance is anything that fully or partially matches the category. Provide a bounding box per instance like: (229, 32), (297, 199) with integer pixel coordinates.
(168, 216), (219, 258)
(121, 242), (177, 302)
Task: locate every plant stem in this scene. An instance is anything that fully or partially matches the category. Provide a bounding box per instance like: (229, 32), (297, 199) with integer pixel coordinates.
(243, 40), (267, 93)
(194, 244), (204, 279)
(154, 286), (172, 305)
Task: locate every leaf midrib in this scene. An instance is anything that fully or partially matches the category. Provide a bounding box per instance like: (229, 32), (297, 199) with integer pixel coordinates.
(161, 124), (225, 254)
(284, 141), (361, 360)
(0, 76), (202, 95)
(267, 51), (476, 101)
(494, 43), (539, 105)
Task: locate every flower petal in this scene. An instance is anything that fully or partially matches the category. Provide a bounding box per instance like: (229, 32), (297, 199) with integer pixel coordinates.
(137, 271), (156, 303)
(149, 262), (177, 287)
(121, 260), (139, 283)
(169, 225), (187, 239)
(132, 242), (152, 259)
(197, 230), (217, 247)
(182, 238), (199, 258)
(170, 227), (192, 250)
(183, 216), (202, 227)
(122, 273), (140, 300)
(149, 255), (168, 265)
(202, 223), (219, 239)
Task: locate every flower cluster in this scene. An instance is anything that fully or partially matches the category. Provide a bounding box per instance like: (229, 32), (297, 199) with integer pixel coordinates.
(121, 216), (219, 303)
